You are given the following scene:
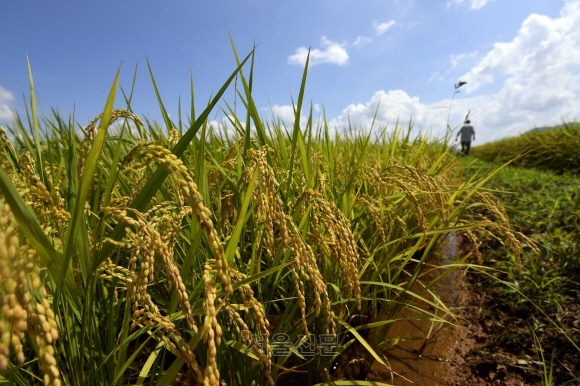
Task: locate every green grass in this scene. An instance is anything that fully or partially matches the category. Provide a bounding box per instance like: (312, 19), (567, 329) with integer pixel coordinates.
(460, 156), (580, 384)
(461, 157), (580, 305)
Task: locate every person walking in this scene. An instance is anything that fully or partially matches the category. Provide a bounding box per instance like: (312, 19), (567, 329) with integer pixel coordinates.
(456, 120), (475, 155)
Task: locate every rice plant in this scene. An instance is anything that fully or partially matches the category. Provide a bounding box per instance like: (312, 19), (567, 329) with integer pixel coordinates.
(0, 49), (526, 385)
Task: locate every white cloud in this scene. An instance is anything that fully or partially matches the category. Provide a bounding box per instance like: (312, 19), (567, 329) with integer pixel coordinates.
(0, 86), (15, 122)
(374, 20), (397, 36)
(450, 51), (478, 69)
(288, 36), (349, 67)
(448, 0), (496, 10)
(269, 104), (296, 126)
(327, 1), (580, 144)
(328, 90), (457, 141)
(461, 2), (580, 95)
(352, 36), (372, 47)
(330, 90), (425, 132)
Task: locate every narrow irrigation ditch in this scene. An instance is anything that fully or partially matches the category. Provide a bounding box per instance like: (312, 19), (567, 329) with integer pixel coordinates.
(328, 233), (467, 385)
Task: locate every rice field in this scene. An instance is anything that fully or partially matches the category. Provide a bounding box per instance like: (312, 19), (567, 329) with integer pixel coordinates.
(0, 53), (527, 385)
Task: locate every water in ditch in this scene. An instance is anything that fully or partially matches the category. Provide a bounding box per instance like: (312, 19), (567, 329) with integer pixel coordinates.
(331, 232), (465, 385)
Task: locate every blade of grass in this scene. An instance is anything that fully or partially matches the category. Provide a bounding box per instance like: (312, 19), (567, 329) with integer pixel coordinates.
(285, 49), (310, 195)
(335, 317), (387, 367)
(56, 67), (121, 310)
(26, 56), (47, 185)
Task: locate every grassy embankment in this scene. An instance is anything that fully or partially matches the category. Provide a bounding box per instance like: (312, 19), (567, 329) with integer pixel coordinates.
(0, 52), (523, 385)
(470, 123), (580, 174)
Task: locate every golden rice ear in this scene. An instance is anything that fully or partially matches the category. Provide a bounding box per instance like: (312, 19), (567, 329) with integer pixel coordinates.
(123, 142), (232, 294)
(121, 141), (238, 386)
(0, 204), (62, 385)
(202, 262), (220, 385)
(78, 110), (143, 181)
(0, 127), (13, 166)
(295, 190), (361, 312)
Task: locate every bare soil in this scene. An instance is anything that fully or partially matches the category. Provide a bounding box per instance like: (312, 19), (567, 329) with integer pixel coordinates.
(445, 268), (580, 386)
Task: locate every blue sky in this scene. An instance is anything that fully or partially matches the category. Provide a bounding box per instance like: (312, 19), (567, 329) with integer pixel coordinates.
(1, 0), (578, 143)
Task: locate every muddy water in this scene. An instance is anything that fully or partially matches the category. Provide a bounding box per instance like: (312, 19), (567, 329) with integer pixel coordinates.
(367, 233), (464, 385)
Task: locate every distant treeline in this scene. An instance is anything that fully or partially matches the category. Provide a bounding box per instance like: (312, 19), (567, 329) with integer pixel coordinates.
(471, 122), (580, 174)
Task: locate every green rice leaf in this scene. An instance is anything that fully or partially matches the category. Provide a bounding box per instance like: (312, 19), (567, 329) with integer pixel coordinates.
(335, 317), (387, 368)
(57, 67), (121, 310)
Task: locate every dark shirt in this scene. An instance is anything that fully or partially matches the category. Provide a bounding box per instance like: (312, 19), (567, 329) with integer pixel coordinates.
(459, 125), (475, 142)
